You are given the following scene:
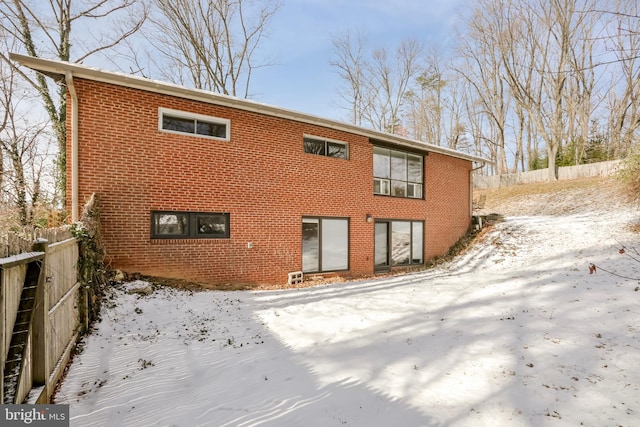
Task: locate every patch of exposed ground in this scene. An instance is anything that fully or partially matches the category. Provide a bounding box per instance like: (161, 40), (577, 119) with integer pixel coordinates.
(120, 271), (373, 292)
(474, 177), (634, 217)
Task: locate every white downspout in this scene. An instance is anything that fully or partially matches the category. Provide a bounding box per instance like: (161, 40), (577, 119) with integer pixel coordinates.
(470, 161), (486, 215)
(65, 71), (79, 222)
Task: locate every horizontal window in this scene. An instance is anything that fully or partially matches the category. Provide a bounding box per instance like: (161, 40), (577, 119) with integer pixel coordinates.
(159, 108), (230, 141)
(151, 211), (230, 239)
(374, 146), (423, 198)
(303, 135), (348, 159)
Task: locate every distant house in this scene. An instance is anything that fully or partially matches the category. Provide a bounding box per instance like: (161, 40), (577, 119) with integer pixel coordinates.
(12, 53), (488, 286)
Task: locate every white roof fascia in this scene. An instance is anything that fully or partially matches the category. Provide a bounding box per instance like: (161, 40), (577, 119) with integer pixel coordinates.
(9, 53), (490, 164)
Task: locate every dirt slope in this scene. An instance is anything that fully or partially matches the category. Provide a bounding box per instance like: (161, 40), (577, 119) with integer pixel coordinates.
(474, 176), (635, 217)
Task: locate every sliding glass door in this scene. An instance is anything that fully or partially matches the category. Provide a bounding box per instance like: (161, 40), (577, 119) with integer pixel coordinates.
(374, 219), (424, 271)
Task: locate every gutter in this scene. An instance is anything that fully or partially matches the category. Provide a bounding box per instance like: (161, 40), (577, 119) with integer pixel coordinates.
(471, 161), (487, 173)
(65, 71), (79, 222)
(9, 53), (490, 165)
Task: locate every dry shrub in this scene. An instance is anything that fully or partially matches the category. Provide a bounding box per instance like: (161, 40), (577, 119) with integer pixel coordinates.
(618, 151), (640, 202)
(0, 204), (19, 232)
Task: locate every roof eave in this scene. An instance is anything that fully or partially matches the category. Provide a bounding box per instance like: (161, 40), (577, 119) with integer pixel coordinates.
(9, 53), (491, 165)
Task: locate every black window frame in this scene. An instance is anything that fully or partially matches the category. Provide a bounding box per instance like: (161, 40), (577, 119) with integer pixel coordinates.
(159, 107), (230, 141)
(390, 220), (424, 266)
(302, 216), (350, 273)
(151, 211), (230, 239)
(374, 219), (424, 271)
(303, 135), (349, 160)
(373, 146), (424, 199)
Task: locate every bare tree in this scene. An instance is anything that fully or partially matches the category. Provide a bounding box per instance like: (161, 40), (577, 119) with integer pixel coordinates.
(0, 35), (8, 197)
(464, 93), (492, 169)
(603, 1), (640, 158)
(146, 0), (281, 98)
(331, 30), (367, 126)
(494, 0), (598, 180)
(563, 3), (602, 165)
(457, 0), (626, 174)
(403, 48), (447, 145)
(443, 75), (471, 151)
(0, 0), (147, 205)
(457, 1), (511, 173)
(327, 0), (637, 176)
(331, 33), (424, 134)
(0, 52), (52, 226)
(367, 40), (424, 134)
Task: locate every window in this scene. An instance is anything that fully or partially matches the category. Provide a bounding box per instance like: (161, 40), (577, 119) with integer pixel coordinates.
(303, 135), (348, 159)
(302, 217), (349, 273)
(391, 221), (423, 265)
(159, 108), (230, 141)
(373, 146), (423, 198)
(151, 211), (230, 239)
(375, 220), (423, 269)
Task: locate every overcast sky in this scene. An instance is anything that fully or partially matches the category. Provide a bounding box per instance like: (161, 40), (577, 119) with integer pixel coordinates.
(249, 0), (467, 122)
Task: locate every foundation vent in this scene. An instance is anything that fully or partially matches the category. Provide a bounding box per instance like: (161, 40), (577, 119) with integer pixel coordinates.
(287, 271), (303, 285)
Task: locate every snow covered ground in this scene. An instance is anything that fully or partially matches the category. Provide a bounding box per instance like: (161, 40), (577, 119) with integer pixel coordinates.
(54, 195), (639, 426)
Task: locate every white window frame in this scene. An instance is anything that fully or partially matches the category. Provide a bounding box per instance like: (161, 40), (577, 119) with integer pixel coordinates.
(407, 182), (422, 198)
(374, 178), (391, 195)
(158, 107), (230, 141)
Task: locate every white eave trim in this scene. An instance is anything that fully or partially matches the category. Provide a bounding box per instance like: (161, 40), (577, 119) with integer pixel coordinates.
(9, 52), (490, 164)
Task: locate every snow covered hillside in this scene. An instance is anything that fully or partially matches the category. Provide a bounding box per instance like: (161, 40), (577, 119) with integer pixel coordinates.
(53, 178), (640, 426)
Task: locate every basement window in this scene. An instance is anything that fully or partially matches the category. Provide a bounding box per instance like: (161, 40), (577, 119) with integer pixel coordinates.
(151, 211), (230, 239)
(159, 108), (230, 141)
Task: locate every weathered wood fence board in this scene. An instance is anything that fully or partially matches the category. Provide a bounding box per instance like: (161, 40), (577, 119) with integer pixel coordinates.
(15, 334), (33, 404)
(1, 251), (44, 404)
(474, 159), (622, 189)
(1, 263), (26, 356)
(1, 228), (81, 404)
(0, 235), (32, 259)
(45, 238), (80, 394)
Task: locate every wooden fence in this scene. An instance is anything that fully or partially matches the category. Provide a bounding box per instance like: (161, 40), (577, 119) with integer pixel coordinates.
(474, 159), (622, 189)
(1, 227), (81, 404)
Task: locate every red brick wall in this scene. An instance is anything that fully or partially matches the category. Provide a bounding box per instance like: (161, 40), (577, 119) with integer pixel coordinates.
(424, 153), (473, 258)
(67, 78), (472, 285)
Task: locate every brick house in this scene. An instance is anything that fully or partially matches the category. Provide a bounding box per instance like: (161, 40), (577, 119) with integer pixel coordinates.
(12, 53), (487, 286)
